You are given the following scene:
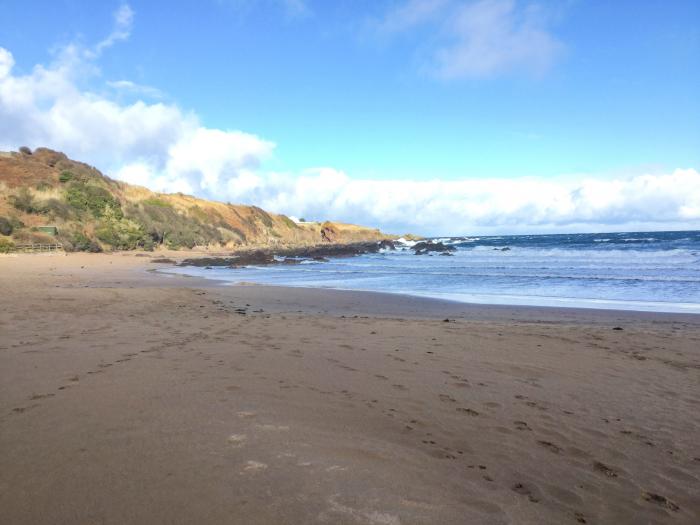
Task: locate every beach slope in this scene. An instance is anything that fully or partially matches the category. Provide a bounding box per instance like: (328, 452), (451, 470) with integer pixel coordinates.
(1, 253), (699, 524)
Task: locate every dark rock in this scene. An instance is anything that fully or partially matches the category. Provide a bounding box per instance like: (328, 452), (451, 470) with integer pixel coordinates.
(230, 251), (275, 267)
(179, 241), (396, 269)
(439, 252), (454, 256)
(377, 239), (396, 250)
(151, 258), (176, 264)
(412, 241), (456, 255)
(180, 257), (239, 267)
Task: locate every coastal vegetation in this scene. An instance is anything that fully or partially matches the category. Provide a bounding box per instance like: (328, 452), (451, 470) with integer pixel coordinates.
(0, 147), (389, 252)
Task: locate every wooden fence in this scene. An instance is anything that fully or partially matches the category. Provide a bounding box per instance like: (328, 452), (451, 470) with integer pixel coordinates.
(11, 243), (65, 253)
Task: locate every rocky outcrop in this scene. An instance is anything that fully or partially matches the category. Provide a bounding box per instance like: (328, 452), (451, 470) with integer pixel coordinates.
(179, 240), (397, 268)
(412, 241), (456, 255)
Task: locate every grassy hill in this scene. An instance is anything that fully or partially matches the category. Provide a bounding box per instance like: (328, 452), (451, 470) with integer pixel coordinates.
(0, 148), (390, 252)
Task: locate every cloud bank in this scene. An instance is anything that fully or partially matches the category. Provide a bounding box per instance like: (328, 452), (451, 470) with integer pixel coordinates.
(1, 6), (699, 236)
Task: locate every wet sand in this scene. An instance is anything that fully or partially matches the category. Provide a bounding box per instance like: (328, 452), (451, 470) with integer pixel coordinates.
(1, 252), (699, 524)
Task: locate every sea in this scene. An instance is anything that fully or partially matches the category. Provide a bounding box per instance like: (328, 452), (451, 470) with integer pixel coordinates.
(167, 230), (700, 314)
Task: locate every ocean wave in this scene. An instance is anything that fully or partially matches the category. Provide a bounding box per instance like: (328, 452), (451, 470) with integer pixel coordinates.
(229, 265), (700, 283)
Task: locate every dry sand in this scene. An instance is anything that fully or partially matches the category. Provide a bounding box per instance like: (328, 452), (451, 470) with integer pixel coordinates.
(1, 252), (699, 524)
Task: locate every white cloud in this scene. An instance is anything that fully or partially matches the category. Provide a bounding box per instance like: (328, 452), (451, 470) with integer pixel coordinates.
(0, 31), (274, 202)
(197, 167), (700, 235)
(0, 8), (698, 236)
(376, 0), (563, 79)
(106, 80), (164, 99)
(93, 4), (134, 56)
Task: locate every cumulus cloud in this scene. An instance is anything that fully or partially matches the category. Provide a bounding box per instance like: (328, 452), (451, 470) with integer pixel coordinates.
(376, 0), (563, 78)
(190, 167), (700, 235)
(0, 5), (274, 200)
(0, 6), (698, 236)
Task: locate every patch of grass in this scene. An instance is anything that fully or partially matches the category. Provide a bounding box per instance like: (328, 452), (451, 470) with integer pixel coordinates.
(38, 198), (73, 220)
(9, 188), (39, 213)
(280, 215), (298, 229)
(0, 237), (14, 253)
(59, 171), (74, 183)
(252, 206), (274, 228)
(142, 197), (172, 208)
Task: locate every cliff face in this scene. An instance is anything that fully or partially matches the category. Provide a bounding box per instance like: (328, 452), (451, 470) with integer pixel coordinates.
(0, 148), (389, 252)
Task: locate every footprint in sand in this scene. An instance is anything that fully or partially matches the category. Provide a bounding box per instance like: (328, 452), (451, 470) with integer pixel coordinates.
(237, 411), (256, 419)
(642, 492), (679, 511)
(439, 394), (456, 403)
(592, 461), (619, 478)
(456, 407), (480, 416)
(514, 421), (532, 431)
(512, 483), (540, 503)
(537, 440), (561, 454)
(29, 393), (55, 400)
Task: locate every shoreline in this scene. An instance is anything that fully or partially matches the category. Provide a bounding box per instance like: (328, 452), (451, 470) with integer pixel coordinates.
(2, 252), (699, 524)
(159, 262), (700, 320)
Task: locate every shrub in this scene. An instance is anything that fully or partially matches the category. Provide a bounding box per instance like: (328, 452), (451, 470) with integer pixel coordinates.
(69, 232), (102, 252)
(96, 206), (153, 250)
(9, 188), (39, 213)
(35, 181), (52, 191)
(59, 171), (74, 183)
(125, 203), (222, 249)
(0, 237), (14, 253)
(39, 198), (73, 220)
(18, 146), (32, 155)
(0, 217), (12, 236)
(65, 181), (122, 218)
(10, 229), (52, 244)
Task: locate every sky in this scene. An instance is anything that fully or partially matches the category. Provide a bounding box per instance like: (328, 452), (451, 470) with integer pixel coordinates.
(0, 0), (699, 235)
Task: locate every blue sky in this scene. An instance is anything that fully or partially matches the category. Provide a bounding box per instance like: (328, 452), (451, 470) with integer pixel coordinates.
(1, 1), (699, 234)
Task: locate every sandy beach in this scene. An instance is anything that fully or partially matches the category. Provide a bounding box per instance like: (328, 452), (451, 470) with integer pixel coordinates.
(1, 252), (699, 524)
